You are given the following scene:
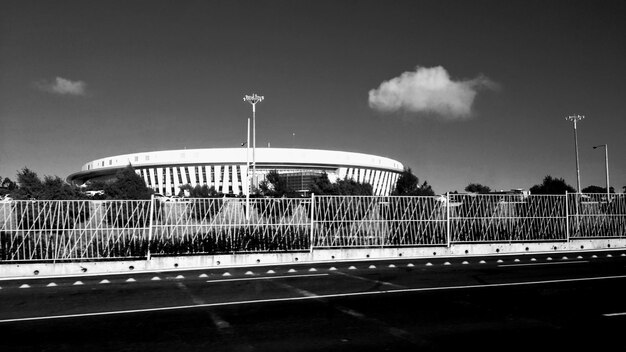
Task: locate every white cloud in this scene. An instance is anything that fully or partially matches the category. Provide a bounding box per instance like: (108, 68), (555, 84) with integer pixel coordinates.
(368, 66), (495, 120)
(36, 77), (86, 96)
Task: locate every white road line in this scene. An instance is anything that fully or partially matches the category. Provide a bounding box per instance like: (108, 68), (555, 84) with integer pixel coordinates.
(499, 260), (589, 267)
(275, 279), (418, 344)
(206, 273), (329, 283)
(331, 271), (406, 289)
(3, 274), (626, 323)
(176, 282), (232, 330)
(603, 312), (626, 317)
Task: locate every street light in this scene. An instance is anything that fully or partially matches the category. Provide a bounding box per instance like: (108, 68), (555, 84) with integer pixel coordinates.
(566, 115), (584, 193)
(593, 144), (610, 201)
(243, 93), (264, 190)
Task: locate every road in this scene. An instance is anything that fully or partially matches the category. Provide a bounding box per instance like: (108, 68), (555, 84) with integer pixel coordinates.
(2, 249), (626, 351)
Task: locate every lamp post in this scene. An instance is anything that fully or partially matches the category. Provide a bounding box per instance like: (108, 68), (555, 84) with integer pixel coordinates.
(593, 144), (610, 201)
(243, 93), (264, 190)
(244, 118), (250, 220)
(566, 115), (584, 193)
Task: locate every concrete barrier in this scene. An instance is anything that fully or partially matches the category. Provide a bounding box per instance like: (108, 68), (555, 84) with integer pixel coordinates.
(2, 239), (625, 279)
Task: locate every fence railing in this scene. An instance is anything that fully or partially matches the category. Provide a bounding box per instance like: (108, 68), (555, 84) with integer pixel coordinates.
(1, 193), (625, 262)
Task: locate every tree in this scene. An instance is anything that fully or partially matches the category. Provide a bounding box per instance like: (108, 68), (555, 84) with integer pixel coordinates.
(391, 168), (435, 196)
(259, 170), (297, 197)
(581, 185), (615, 194)
(10, 168), (82, 200)
(0, 176), (17, 196)
(309, 173), (335, 195)
(464, 183), (491, 194)
(104, 165), (153, 200)
(529, 176), (575, 195)
(308, 173), (373, 196)
(12, 167), (43, 199)
(179, 184), (220, 198)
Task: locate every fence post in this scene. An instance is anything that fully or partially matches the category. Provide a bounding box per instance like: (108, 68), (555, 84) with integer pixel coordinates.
(147, 194), (155, 260)
(565, 191), (569, 242)
(310, 193), (315, 253)
(446, 192), (451, 247)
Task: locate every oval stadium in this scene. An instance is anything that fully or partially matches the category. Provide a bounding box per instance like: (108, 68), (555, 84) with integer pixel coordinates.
(67, 148), (405, 196)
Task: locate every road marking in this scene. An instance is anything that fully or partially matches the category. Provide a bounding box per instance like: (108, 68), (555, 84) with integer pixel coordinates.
(479, 260), (486, 264)
(206, 273), (329, 283)
(46, 283), (57, 287)
(151, 276), (161, 281)
(266, 270), (276, 274)
(288, 269), (296, 273)
(369, 265), (376, 269)
(604, 312), (626, 317)
(19, 284), (30, 289)
(388, 264), (396, 268)
(332, 271), (405, 289)
(4, 274), (626, 324)
(348, 266), (357, 270)
(245, 271), (254, 275)
(426, 262), (433, 266)
(99, 279), (110, 284)
(276, 280), (419, 345)
(222, 272), (231, 277)
(198, 274), (208, 278)
(309, 268), (317, 272)
(407, 263), (414, 267)
(499, 260), (589, 267)
(73, 281), (83, 285)
(176, 282), (232, 331)
(126, 278), (136, 282)
(329, 267), (337, 271)
(175, 275), (184, 279)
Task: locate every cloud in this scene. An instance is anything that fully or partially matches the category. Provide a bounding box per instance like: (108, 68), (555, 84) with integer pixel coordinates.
(36, 77), (86, 96)
(368, 66), (496, 120)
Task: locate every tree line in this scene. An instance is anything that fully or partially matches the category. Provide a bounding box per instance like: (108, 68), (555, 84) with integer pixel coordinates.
(1, 166), (624, 201)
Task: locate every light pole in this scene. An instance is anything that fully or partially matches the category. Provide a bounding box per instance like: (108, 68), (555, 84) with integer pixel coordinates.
(244, 118), (250, 220)
(566, 115), (584, 193)
(243, 93), (264, 190)
(593, 144), (610, 201)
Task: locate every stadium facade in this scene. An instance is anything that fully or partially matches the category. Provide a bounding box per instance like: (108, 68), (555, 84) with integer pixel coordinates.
(67, 148), (404, 196)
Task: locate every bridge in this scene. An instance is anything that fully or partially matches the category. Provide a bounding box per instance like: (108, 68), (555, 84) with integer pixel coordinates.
(1, 193), (624, 278)
(2, 193), (626, 350)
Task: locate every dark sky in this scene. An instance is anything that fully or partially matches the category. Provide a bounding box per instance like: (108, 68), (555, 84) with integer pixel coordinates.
(1, 0), (624, 193)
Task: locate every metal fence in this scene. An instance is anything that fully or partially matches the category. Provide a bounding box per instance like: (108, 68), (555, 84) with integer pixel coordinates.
(1, 193), (625, 262)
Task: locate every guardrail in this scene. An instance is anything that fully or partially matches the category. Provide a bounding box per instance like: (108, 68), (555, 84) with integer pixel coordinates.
(1, 193), (624, 262)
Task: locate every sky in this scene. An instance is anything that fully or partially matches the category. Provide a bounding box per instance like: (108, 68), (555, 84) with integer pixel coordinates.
(1, 0), (624, 194)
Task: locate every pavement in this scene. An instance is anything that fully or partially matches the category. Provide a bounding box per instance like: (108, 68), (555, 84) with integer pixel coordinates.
(2, 249), (626, 351)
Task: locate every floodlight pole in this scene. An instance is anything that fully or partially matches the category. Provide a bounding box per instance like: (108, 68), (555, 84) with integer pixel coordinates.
(593, 144), (610, 201)
(566, 115), (584, 193)
(246, 118), (250, 220)
(243, 93), (264, 190)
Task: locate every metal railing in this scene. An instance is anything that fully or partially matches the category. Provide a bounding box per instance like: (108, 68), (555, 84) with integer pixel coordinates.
(1, 193), (624, 262)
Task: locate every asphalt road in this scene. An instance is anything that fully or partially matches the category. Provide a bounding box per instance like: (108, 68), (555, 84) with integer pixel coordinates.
(2, 249), (626, 351)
